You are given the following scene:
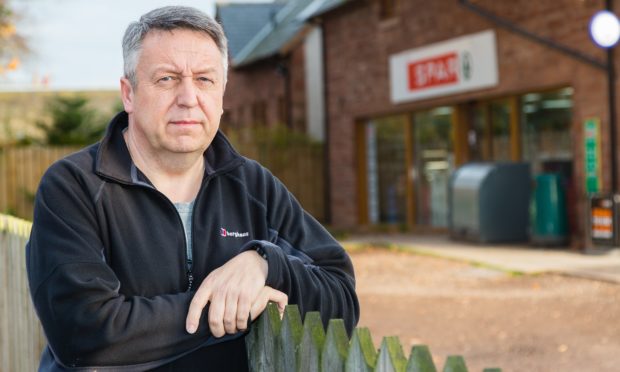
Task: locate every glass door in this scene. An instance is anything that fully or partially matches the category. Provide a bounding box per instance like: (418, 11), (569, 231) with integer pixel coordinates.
(412, 107), (454, 227)
(365, 116), (408, 225)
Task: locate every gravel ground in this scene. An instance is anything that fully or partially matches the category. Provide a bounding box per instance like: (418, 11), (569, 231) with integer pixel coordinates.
(349, 248), (620, 372)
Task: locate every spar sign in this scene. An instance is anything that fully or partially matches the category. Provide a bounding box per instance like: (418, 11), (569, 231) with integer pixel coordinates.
(390, 30), (498, 103)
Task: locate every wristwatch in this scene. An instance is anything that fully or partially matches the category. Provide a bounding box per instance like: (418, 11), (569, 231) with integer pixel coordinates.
(254, 245), (268, 260)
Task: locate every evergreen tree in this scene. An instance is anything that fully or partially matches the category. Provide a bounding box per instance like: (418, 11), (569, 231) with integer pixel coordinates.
(37, 96), (106, 146)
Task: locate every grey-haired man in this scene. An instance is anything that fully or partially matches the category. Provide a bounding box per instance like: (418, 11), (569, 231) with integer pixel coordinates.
(27, 6), (358, 371)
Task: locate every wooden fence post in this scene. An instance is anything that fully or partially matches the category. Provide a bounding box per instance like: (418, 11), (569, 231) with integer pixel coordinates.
(376, 336), (407, 372)
(407, 345), (437, 372)
(321, 319), (349, 372)
(246, 302), (281, 372)
(442, 355), (468, 372)
(279, 305), (303, 372)
(298, 311), (325, 372)
(345, 327), (376, 372)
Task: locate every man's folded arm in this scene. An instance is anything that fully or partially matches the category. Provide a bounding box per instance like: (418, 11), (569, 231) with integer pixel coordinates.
(245, 168), (360, 333)
(27, 165), (212, 367)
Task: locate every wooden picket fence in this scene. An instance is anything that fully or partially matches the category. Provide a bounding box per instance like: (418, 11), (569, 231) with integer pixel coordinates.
(246, 303), (502, 372)
(0, 146), (79, 220)
(0, 214), (46, 372)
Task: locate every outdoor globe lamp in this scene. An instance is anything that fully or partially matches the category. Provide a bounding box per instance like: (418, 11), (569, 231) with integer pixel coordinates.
(590, 10), (620, 48)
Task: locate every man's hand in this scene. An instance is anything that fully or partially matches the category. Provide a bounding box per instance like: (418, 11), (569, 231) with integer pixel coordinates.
(185, 250), (287, 337)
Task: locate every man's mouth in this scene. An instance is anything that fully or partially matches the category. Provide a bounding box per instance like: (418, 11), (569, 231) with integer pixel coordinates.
(170, 120), (201, 125)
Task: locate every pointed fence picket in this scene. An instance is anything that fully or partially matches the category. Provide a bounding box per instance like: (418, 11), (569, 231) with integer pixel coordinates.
(246, 303), (502, 372)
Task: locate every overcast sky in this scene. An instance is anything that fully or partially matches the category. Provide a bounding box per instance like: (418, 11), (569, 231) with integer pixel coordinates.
(1, 0), (272, 91)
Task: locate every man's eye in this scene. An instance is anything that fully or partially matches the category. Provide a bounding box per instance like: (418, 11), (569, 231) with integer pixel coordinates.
(197, 77), (214, 84)
(158, 76), (175, 83)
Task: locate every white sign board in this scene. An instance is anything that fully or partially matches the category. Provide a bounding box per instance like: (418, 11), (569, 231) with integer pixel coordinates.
(390, 30), (498, 103)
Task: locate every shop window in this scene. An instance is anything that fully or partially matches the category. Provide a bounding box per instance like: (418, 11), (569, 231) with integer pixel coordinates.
(468, 100), (512, 162)
(365, 116), (408, 225)
(412, 106), (454, 228)
(379, 0), (398, 19)
(520, 88), (573, 173)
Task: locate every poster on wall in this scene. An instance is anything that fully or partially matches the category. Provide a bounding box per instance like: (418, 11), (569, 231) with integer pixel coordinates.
(390, 30), (498, 103)
(584, 118), (601, 194)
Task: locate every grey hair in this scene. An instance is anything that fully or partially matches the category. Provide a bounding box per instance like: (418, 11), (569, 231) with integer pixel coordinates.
(122, 6), (228, 87)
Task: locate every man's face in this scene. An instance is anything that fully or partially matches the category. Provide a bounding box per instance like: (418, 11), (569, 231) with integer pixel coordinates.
(120, 29), (225, 156)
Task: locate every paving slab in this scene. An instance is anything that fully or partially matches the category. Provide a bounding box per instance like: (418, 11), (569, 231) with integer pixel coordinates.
(342, 234), (620, 283)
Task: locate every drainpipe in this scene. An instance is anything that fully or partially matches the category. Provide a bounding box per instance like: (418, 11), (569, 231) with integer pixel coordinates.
(606, 0), (618, 192)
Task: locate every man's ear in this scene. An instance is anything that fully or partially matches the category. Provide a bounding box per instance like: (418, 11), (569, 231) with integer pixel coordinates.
(120, 77), (134, 113)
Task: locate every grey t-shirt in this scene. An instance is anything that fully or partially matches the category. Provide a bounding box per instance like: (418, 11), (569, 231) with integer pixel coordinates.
(174, 201), (195, 263)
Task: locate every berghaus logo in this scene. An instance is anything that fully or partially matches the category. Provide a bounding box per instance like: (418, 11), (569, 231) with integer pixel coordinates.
(220, 228), (249, 238)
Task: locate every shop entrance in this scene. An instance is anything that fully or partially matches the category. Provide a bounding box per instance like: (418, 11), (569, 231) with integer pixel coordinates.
(362, 107), (455, 229)
(360, 88), (574, 237)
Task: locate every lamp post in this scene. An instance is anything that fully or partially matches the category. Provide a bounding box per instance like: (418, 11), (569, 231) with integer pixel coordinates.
(590, 7), (620, 192)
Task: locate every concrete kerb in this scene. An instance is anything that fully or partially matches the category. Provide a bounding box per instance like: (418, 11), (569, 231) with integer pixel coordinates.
(341, 236), (620, 284)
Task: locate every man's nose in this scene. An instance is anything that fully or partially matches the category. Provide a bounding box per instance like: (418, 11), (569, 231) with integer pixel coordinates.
(176, 77), (199, 107)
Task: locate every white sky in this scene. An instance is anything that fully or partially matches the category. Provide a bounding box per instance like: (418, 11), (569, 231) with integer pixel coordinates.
(1, 0), (272, 91)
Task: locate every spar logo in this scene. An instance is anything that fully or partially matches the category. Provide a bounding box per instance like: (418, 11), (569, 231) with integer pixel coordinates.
(220, 228), (249, 238)
(407, 51), (472, 91)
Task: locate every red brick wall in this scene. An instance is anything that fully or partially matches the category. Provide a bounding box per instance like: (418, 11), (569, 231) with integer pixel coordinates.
(290, 46), (307, 132)
(323, 0), (614, 245)
(223, 45), (307, 132)
(224, 59), (286, 129)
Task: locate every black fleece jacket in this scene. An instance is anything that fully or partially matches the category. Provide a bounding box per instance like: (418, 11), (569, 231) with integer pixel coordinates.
(26, 112), (359, 371)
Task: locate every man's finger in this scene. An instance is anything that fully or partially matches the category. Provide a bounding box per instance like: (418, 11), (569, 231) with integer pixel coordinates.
(223, 289), (240, 334)
(186, 285), (212, 334)
(236, 292), (252, 331)
(249, 287), (288, 321)
(208, 290), (227, 337)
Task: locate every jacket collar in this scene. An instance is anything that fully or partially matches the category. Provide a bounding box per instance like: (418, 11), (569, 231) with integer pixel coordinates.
(95, 111), (244, 184)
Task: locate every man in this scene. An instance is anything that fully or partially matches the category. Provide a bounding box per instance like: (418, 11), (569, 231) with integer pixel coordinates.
(26, 6), (359, 371)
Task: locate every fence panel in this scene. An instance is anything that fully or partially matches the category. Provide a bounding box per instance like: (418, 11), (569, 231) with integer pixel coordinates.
(0, 134), (325, 222)
(247, 304), (503, 372)
(0, 146), (79, 220)
(0, 214), (45, 371)
(226, 128), (326, 222)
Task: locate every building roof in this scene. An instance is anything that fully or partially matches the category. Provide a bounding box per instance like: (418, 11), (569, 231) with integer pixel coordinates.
(297, 0), (352, 21)
(216, 2), (286, 60)
(232, 0), (314, 67)
(230, 0), (354, 68)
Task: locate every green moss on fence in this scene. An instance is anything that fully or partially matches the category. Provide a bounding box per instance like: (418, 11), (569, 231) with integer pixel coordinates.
(246, 303), (502, 372)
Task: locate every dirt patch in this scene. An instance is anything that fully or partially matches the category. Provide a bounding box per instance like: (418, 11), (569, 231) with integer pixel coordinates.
(350, 249), (620, 372)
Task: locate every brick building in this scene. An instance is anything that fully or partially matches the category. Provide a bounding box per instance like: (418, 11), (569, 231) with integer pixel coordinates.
(218, 0), (326, 141)
(221, 0), (620, 248)
(305, 0), (619, 248)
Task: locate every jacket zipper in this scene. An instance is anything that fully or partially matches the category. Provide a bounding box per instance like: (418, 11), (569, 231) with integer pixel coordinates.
(186, 175), (211, 291)
(131, 184), (202, 292)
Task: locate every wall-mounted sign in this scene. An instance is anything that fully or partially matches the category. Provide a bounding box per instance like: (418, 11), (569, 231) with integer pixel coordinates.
(390, 30), (498, 103)
(590, 194), (617, 246)
(584, 118), (601, 194)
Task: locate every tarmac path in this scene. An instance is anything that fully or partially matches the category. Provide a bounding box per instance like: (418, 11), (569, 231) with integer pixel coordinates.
(350, 248), (620, 372)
